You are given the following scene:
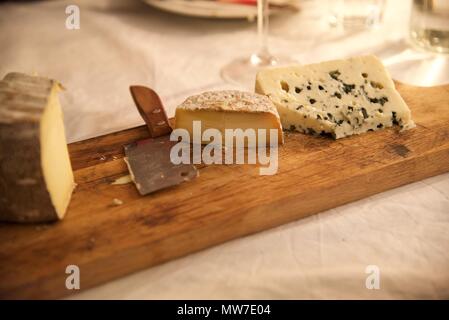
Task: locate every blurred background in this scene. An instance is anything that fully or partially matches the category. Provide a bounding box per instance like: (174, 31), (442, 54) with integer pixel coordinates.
(0, 0), (448, 142)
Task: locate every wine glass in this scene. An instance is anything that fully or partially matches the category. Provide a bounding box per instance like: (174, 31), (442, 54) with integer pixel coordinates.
(221, 0), (295, 89)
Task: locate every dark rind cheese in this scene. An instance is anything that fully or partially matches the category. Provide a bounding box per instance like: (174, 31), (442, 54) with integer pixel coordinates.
(0, 73), (75, 223)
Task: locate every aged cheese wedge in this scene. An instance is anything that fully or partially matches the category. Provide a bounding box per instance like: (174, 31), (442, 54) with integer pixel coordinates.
(175, 90), (284, 145)
(255, 55), (415, 139)
(0, 72), (75, 223)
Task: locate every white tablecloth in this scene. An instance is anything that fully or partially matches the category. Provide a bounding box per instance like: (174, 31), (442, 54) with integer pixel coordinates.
(1, 0), (448, 299)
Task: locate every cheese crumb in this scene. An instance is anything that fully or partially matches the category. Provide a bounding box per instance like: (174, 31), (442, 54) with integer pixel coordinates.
(112, 198), (123, 206)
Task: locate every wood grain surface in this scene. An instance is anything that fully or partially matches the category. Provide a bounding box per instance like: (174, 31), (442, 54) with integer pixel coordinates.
(1, 82), (448, 299)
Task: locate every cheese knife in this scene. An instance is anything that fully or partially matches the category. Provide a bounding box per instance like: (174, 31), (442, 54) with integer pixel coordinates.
(124, 86), (198, 195)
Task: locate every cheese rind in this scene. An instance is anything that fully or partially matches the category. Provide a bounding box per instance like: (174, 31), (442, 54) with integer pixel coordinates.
(0, 73), (75, 223)
(175, 90), (284, 145)
(255, 55), (415, 139)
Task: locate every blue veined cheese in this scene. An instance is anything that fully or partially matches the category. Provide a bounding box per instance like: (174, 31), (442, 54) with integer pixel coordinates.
(255, 55), (415, 139)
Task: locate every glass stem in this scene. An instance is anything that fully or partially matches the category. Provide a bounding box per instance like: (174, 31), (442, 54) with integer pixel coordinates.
(257, 0), (270, 58)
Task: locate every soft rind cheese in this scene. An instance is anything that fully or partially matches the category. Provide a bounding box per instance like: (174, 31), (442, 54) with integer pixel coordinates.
(175, 90), (284, 145)
(0, 72), (75, 223)
(255, 55), (415, 139)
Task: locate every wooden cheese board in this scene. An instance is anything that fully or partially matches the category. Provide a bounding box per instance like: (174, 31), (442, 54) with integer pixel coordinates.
(1, 82), (449, 299)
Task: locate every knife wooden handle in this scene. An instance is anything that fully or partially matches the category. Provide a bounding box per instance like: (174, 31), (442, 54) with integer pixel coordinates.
(129, 85), (172, 138)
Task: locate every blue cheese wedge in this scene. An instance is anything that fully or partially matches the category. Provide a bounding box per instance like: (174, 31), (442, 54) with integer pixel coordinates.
(255, 55), (415, 139)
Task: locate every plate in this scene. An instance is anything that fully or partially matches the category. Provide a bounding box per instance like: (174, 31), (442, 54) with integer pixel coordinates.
(142, 0), (294, 20)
